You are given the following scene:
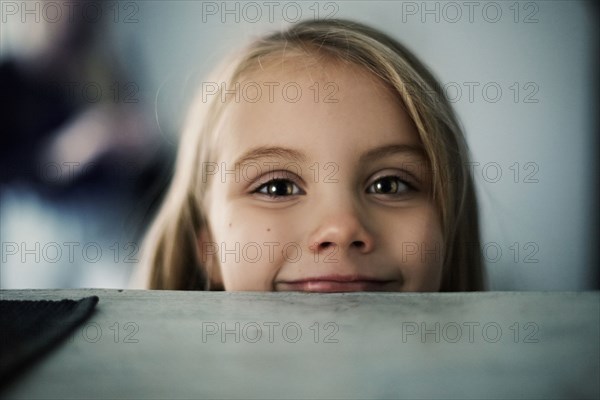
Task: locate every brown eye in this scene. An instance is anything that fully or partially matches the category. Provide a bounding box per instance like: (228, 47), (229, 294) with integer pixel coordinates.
(367, 176), (410, 195)
(255, 179), (302, 197)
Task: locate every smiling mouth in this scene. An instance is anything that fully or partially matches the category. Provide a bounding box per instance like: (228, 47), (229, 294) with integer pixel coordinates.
(275, 275), (396, 293)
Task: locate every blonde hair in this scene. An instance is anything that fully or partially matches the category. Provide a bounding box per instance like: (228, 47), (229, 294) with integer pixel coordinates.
(136, 19), (485, 291)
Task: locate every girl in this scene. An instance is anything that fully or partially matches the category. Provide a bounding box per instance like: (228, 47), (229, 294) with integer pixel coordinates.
(135, 19), (485, 292)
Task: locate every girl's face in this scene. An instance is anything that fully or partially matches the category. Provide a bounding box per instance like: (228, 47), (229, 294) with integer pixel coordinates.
(201, 57), (444, 292)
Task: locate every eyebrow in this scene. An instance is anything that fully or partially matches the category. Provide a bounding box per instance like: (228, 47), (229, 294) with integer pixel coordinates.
(359, 144), (427, 164)
(233, 146), (308, 167)
(233, 143), (426, 167)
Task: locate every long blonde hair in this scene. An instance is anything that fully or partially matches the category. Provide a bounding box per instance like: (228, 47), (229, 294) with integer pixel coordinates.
(136, 19), (485, 291)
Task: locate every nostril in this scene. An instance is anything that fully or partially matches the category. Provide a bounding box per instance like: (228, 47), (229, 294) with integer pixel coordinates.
(319, 242), (333, 249)
(351, 241), (365, 249)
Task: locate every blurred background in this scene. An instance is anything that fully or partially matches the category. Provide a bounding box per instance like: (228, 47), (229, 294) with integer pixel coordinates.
(0, 0), (597, 290)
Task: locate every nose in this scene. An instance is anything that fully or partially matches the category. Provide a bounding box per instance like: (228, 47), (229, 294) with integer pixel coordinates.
(307, 202), (375, 257)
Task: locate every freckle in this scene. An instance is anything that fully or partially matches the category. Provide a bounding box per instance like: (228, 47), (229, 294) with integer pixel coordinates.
(229, 223), (232, 227)
(267, 228), (271, 232)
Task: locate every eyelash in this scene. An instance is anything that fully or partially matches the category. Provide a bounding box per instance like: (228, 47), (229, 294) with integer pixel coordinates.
(251, 173), (416, 199)
(253, 178), (305, 198)
(366, 175), (415, 197)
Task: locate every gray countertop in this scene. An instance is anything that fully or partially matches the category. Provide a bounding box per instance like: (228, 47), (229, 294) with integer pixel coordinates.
(1, 290), (598, 399)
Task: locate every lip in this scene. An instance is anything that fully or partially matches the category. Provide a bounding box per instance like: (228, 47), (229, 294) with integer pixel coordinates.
(275, 275), (396, 293)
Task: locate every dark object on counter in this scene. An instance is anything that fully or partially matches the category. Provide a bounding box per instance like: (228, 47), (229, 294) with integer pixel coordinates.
(0, 296), (99, 387)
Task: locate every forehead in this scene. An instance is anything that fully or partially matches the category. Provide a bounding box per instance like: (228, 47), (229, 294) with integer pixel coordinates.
(213, 55), (421, 163)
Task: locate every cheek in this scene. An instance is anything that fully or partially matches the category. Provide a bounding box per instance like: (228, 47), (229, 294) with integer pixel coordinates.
(206, 195), (300, 291)
(382, 208), (444, 291)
